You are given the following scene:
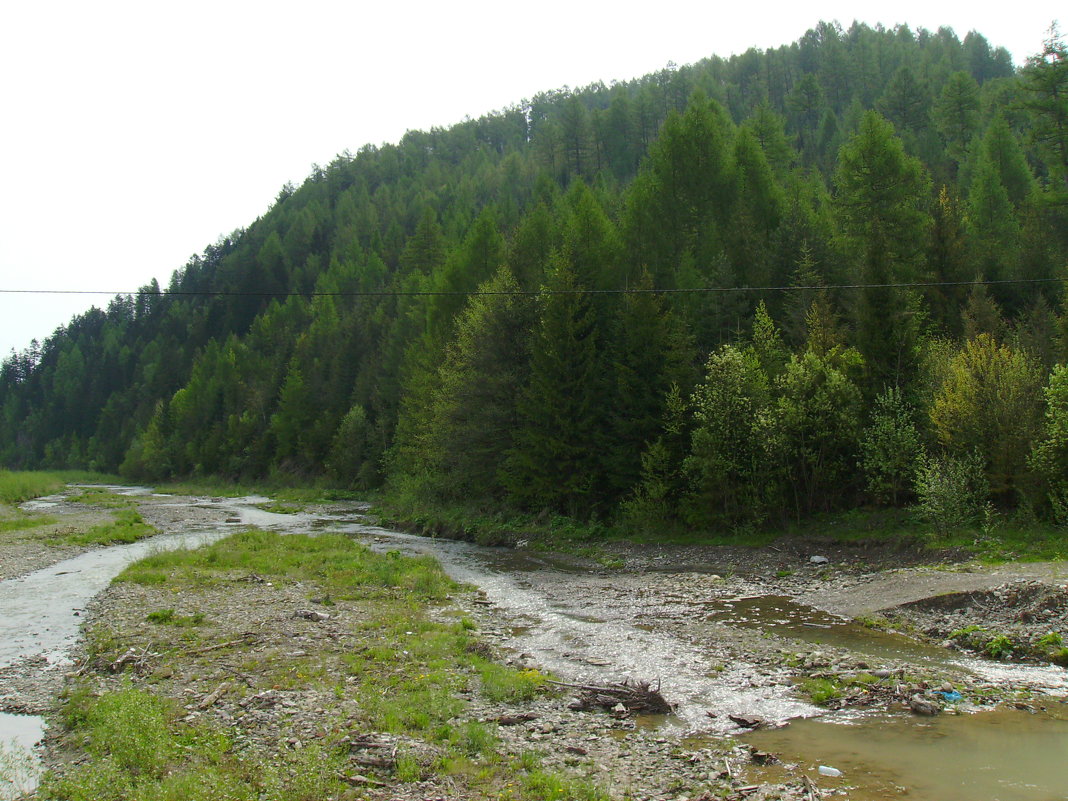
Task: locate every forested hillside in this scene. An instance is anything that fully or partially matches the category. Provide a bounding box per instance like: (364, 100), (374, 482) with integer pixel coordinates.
(4, 21), (1068, 531)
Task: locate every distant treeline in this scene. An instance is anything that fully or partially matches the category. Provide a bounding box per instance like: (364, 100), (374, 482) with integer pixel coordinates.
(3, 21), (1068, 531)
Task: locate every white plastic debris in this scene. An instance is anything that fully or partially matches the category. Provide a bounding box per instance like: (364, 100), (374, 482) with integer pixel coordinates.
(818, 765), (843, 777)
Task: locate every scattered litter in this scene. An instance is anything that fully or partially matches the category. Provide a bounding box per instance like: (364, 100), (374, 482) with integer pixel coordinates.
(818, 765), (843, 777)
(809, 555), (829, 565)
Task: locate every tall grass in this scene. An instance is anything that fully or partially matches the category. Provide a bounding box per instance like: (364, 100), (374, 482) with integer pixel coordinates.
(42, 685), (338, 801)
(0, 470), (119, 505)
(0, 471), (67, 504)
(117, 529), (456, 600)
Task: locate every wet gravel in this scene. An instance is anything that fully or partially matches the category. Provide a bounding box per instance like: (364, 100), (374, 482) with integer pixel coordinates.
(4, 489), (1068, 800)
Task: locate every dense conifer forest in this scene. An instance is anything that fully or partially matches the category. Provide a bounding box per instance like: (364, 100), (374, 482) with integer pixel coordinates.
(4, 21), (1068, 533)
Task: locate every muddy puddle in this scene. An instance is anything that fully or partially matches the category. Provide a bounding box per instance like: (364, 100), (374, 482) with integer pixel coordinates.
(344, 517), (1068, 798)
(700, 594), (1068, 691)
(745, 705), (1068, 800)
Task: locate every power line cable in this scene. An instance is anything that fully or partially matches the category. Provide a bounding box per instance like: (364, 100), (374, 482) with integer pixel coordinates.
(0, 276), (1064, 299)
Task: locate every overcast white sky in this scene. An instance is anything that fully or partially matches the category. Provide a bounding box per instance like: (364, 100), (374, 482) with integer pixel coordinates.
(0, 0), (1060, 357)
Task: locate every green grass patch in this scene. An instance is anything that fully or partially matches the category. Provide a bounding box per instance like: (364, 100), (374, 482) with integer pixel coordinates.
(67, 509), (156, 546)
(0, 470), (68, 504)
(381, 489), (1068, 562)
(0, 471), (120, 505)
(929, 522), (1068, 562)
(516, 770), (612, 801)
(949, 624), (986, 640)
(117, 529), (454, 600)
(42, 685), (346, 801)
(480, 664), (549, 703)
(0, 513), (57, 533)
(254, 501), (304, 514)
(145, 609), (206, 626)
(151, 479), (362, 503)
(984, 633), (1016, 659)
(798, 677), (844, 705)
(48, 525), (591, 801)
(784, 507), (927, 546)
(797, 672), (884, 706)
(1035, 631), (1063, 648)
(67, 487), (134, 508)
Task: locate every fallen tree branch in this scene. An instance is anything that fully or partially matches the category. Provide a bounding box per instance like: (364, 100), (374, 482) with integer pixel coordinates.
(196, 681), (232, 710)
(183, 633), (258, 655)
(551, 677), (673, 714)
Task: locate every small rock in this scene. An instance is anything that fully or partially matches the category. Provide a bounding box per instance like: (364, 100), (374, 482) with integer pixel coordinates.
(498, 712), (539, 726)
(809, 555), (829, 565)
(909, 694), (940, 716)
(293, 609), (330, 622)
(611, 703), (628, 718)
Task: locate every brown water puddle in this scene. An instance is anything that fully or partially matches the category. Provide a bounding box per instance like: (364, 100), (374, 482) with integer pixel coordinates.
(745, 704), (1068, 800)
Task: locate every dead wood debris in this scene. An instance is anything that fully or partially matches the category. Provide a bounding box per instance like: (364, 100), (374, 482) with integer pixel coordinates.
(195, 680), (231, 710)
(183, 633), (259, 655)
(103, 645), (159, 674)
(552, 677), (674, 715)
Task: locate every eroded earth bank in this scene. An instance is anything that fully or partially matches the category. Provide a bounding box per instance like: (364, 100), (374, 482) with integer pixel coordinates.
(2, 488), (1067, 800)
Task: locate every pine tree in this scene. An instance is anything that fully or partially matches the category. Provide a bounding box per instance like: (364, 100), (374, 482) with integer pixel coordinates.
(504, 255), (607, 516)
(1019, 25), (1068, 196)
(834, 111), (932, 392)
(934, 71), (981, 166)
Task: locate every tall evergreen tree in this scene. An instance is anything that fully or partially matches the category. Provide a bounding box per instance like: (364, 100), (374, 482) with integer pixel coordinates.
(504, 255), (607, 516)
(834, 111), (932, 391)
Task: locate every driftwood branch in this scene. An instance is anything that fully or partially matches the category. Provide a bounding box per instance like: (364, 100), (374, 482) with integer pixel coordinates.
(184, 633), (258, 655)
(551, 677), (673, 714)
(196, 681), (232, 710)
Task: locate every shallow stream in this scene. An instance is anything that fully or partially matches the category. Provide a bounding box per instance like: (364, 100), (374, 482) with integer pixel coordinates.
(0, 489), (328, 798)
(2, 492), (1067, 800)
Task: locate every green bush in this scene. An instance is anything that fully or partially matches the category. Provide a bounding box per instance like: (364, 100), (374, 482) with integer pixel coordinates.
(984, 633), (1015, 659)
(915, 451), (988, 534)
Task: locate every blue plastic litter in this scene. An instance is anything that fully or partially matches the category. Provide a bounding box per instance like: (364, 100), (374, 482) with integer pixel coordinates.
(938, 691), (963, 702)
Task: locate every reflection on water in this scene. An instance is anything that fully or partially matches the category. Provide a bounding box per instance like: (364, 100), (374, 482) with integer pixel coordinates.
(703, 594), (951, 662)
(746, 705), (1068, 801)
(0, 713), (43, 800)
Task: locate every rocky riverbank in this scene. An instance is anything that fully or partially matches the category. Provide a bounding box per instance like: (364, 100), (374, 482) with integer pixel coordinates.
(2, 487), (1067, 801)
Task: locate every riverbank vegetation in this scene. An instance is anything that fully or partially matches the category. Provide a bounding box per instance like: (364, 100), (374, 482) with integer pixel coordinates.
(2, 23), (1068, 548)
(0, 471), (114, 506)
(39, 529), (610, 801)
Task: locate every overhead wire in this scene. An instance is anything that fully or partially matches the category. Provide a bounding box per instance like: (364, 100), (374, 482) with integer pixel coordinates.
(0, 276), (1064, 299)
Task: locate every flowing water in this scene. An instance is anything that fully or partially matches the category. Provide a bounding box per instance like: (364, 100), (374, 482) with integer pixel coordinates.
(0, 489), (335, 798)
(2, 491), (1067, 800)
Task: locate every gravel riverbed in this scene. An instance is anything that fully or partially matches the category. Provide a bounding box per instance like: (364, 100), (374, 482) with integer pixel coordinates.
(3, 489), (1067, 800)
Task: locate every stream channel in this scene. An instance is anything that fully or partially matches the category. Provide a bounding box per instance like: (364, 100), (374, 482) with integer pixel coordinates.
(2, 490), (1067, 800)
